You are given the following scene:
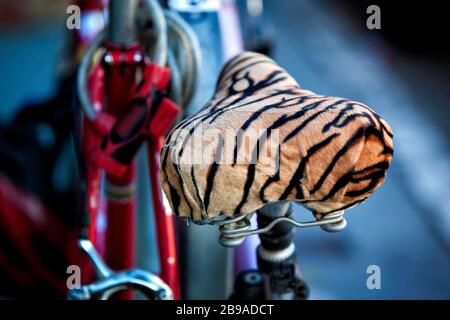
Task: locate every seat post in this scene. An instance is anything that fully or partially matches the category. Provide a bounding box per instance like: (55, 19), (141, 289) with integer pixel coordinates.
(108, 0), (138, 45)
(256, 202), (309, 300)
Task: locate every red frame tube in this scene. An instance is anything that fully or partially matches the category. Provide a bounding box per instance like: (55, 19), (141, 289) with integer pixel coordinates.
(101, 43), (139, 300)
(148, 137), (180, 299)
(81, 44), (181, 299)
(81, 60), (106, 284)
(77, 0), (181, 300)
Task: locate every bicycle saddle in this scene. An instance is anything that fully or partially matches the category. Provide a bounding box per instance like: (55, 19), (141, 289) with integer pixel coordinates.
(160, 52), (393, 224)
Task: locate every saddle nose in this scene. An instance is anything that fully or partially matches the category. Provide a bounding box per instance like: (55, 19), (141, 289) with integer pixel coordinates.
(160, 51), (393, 224)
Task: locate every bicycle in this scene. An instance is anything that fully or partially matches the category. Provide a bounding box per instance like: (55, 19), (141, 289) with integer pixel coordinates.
(70, 0), (393, 301)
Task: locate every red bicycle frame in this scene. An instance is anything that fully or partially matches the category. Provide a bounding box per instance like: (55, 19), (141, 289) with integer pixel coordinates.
(78, 0), (181, 299)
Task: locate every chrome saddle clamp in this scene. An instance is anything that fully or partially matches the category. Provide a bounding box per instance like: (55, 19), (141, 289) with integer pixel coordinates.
(208, 206), (347, 247)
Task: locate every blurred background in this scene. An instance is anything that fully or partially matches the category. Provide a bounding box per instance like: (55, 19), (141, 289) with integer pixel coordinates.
(0, 0), (449, 299)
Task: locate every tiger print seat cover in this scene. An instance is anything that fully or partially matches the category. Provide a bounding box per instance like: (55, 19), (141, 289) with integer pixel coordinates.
(160, 52), (393, 223)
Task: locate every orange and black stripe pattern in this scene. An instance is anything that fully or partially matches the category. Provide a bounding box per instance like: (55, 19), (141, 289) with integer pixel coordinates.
(160, 52), (393, 223)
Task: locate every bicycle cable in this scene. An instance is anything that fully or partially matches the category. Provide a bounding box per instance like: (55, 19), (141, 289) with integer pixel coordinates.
(78, 0), (202, 121)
